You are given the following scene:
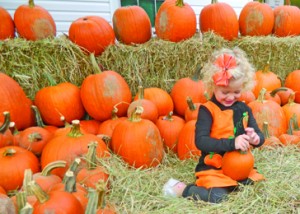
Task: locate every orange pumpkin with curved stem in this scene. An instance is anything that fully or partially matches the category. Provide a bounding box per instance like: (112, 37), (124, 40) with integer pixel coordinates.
(0, 112), (14, 148)
(222, 149), (254, 181)
(184, 96), (201, 122)
(14, 0), (56, 40)
(155, 0), (196, 42)
(260, 122), (282, 148)
(0, 7), (15, 40)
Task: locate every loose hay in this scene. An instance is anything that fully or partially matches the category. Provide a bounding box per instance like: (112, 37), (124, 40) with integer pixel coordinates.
(98, 146), (300, 213)
(1, 32), (300, 99)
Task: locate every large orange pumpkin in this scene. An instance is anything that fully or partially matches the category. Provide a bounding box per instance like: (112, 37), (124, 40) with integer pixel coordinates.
(239, 1), (274, 36)
(34, 82), (85, 127)
(0, 73), (34, 130)
(14, 0), (56, 40)
(0, 7), (15, 40)
(200, 0), (239, 41)
(111, 106), (164, 168)
(170, 76), (207, 117)
(222, 149), (254, 181)
(155, 0), (196, 42)
(69, 16), (115, 56)
(113, 6), (151, 45)
(284, 70), (300, 103)
(273, 2), (300, 37)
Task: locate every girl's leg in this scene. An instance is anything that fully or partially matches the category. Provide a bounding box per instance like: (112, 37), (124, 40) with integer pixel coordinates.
(182, 184), (231, 203)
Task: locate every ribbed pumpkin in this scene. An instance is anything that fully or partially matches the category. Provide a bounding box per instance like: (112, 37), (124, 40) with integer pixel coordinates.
(41, 120), (110, 178)
(260, 122), (282, 148)
(113, 6), (151, 45)
(0, 7), (15, 40)
(134, 87), (173, 117)
(69, 16), (115, 56)
(34, 82), (85, 127)
(252, 63), (281, 98)
(222, 149), (254, 181)
(177, 120), (201, 160)
(81, 55), (132, 122)
(273, 0), (300, 37)
(248, 88), (287, 137)
(184, 97), (201, 122)
(111, 106), (164, 168)
(170, 76), (207, 117)
(239, 1), (274, 36)
(155, 111), (185, 153)
(0, 73), (34, 130)
(155, 0), (196, 42)
(281, 92), (300, 127)
(200, 0), (239, 41)
(284, 70), (300, 103)
(14, 0), (56, 41)
(0, 146), (40, 192)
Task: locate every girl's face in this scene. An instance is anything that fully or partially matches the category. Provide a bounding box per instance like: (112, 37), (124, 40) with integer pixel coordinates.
(214, 78), (243, 107)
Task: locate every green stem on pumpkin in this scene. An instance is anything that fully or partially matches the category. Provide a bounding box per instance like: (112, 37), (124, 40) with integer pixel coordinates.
(62, 158), (81, 184)
(85, 188), (98, 214)
(186, 96), (196, 111)
(137, 85), (145, 100)
(129, 106), (143, 122)
(257, 88), (267, 103)
(86, 142), (98, 170)
(212, 0), (218, 4)
(23, 169), (34, 195)
(41, 160), (67, 176)
(67, 120), (84, 138)
(292, 113), (300, 131)
(31, 105), (46, 128)
(176, 0), (185, 7)
(28, 0), (35, 8)
(3, 148), (16, 157)
(286, 0), (291, 5)
(162, 111), (174, 121)
(90, 53), (102, 73)
(16, 191), (27, 212)
(20, 203), (33, 214)
(64, 171), (77, 193)
(287, 91), (296, 105)
(9, 122), (19, 135)
(28, 181), (49, 204)
(269, 87), (288, 98)
(0, 111), (10, 134)
(262, 122), (271, 138)
(96, 180), (107, 210)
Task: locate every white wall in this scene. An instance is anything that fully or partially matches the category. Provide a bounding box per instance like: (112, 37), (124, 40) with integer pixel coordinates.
(0, 0), (253, 36)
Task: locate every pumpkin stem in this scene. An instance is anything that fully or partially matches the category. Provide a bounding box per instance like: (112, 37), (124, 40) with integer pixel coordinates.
(262, 62), (271, 73)
(28, 132), (43, 143)
(85, 188), (98, 214)
(262, 122), (271, 138)
(2, 148), (16, 157)
(9, 122), (19, 135)
(62, 158), (81, 184)
(287, 91), (296, 105)
(186, 96), (196, 111)
(16, 191), (27, 211)
(85, 142), (98, 170)
(287, 117), (294, 135)
(28, 0), (35, 8)
(292, 113), (300, 131)
(23, 169), (34, 195)
(129, 106), (143, 122)
(28, 181), (49, 204)
(41, 160), (67, 176)
(137, 85), (145, 100)
(0, 111), (10, 134)
(211, 0), (218, 4)
(64, 171), (77, 193)
(269, 87), (287, 97)
(67, 120), (84, 138)
(90, 53), (102, 73)
(110, 107), (119, 120)
(31, 105), (46, 128)
(162, 111), (174, 121)
(257, 88), (267, 103)
(285, 0), (291, 5)
(96, 180), (107, 209)
(175, 0), (185, 7)
(20, 202), (33, 214)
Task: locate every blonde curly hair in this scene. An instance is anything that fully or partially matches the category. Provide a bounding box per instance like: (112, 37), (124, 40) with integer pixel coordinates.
(202, 47), (255, 96)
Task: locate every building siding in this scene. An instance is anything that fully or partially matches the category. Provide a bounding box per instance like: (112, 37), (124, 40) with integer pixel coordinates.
(1, 0), (254, 36)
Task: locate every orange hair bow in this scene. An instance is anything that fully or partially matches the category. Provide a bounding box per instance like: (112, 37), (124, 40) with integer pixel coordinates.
(212, 54), (236, 86)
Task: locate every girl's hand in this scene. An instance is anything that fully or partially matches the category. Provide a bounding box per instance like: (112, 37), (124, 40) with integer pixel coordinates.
(235, 134), (250, 152)
(245, 127), (260, 146)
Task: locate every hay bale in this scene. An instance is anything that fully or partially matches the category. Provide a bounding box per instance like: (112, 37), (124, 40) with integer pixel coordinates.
(1, 32), (300, 99)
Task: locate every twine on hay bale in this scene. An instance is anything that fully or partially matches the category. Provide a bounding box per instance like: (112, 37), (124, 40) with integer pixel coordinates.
(1, 32), (300, 99)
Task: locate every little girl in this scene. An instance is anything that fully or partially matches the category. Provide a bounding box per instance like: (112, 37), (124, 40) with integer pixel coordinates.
(163, 47), (265, 203)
